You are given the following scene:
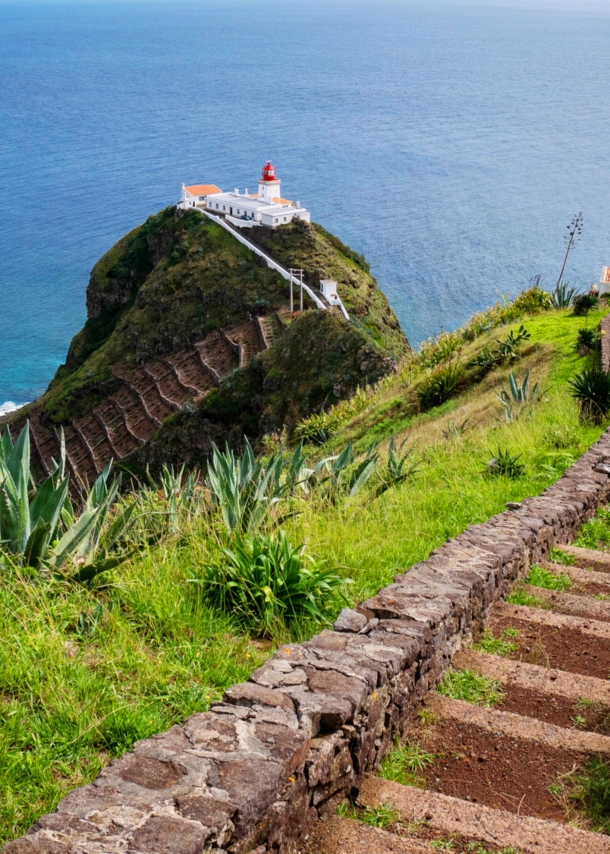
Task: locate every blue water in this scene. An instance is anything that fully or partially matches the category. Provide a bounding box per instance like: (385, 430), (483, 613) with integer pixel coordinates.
(2, 0), (610, 407)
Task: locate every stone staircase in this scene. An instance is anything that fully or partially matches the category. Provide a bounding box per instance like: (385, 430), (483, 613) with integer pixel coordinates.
(256, 312), (283, 350)
(3, 317), (283, 488)
(309, 543), (610, 854)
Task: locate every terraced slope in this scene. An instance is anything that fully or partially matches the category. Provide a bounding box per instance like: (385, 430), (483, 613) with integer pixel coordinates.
(5, 319), (268, 487)
(310, 545), (610, 854)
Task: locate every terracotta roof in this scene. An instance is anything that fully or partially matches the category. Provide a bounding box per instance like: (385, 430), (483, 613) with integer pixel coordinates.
(273, 197), (293, 204)
(184, 184), (221, 197)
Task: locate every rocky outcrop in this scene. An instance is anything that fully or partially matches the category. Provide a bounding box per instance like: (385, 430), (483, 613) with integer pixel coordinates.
(6, 429), (610, 854)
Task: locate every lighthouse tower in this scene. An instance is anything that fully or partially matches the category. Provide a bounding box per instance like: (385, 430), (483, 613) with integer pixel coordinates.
(257, 162), (282, 204)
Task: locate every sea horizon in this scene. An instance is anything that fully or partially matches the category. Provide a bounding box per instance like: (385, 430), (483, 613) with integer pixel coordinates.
(1, 0), (610, 406)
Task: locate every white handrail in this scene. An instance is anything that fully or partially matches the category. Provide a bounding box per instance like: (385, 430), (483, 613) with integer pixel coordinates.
(200, 210), (327, 310)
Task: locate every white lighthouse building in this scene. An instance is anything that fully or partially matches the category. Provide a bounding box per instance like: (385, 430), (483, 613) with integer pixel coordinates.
(179, 163), (311, 229)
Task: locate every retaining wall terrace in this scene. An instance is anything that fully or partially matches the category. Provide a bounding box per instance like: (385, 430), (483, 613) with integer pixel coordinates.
(6, 431), (610, 854)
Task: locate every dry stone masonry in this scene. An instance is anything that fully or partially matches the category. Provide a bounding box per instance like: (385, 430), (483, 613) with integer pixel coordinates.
(7, 430), (610, 854)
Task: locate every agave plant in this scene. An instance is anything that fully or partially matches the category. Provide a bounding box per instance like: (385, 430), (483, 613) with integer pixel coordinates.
(496, 368), (541, 422)
(206, 439), (312, 535)
(551, 281), (578, 309)
(310, 442), (379, 503)
(0, 421), (135, 581)
(569, 368), (610, 424)
(371, 437), (418, 498)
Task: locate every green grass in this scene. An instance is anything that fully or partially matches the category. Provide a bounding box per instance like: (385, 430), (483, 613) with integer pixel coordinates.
(360, 801), (401, 829)
(549, 546), (576, 566)
(1, 304), (609, 844)
(575, 507), (610, 552)
(379, 740), (436, 787)
(567, 754), (610, 833)
(437, 669), (504, 707)
(506, 587), (543, 607)
(0, 552), (269, 843)
(474, 628), (519, 657)
(526, 564), (571, 591)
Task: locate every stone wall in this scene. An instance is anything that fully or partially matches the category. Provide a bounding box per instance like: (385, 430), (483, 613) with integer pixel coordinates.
(6, 432), (610, 854)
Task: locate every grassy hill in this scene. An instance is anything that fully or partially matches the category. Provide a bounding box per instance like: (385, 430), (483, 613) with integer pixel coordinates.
(1, 289), (609, 842)
(2, 209), (409, 475)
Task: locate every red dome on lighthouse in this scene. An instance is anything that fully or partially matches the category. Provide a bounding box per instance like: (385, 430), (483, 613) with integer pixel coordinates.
(261, 162), (277, 182)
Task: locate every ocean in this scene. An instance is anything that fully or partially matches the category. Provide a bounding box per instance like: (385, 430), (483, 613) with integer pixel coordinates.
(1, 0), (610, 408)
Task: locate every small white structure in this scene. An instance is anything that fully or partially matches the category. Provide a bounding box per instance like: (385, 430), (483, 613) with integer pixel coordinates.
(320, 279), (350, 320)
(178, 163), (311, 229)
(180, 184), (222, 209)
(599, 266), (610, 296)
(320, 280), (342, 307)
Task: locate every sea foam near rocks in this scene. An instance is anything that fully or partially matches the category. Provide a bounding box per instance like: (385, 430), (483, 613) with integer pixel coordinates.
(0, 401), (26, 416)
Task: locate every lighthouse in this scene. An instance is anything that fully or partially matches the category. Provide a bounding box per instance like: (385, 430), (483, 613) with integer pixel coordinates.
(179, 162), (311, 228)
(257, 161), (282, 204)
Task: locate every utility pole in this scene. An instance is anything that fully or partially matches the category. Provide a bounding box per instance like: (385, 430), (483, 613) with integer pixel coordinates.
(288, 268), (304, 313)
(556, 212), (583, 289)
(288, 268), (295, 313)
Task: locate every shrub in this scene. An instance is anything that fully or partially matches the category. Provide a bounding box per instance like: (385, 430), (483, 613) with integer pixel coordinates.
(469, 346), (501, 370)
(192, 531), (348, 636)
(419, 330), (462, 368)
(575, 328), (598, 356)
(569, 368), (610, 424)
(487, 448), (526, 478)
(442, 418), (470, 440)
(511, 284), (552, 315)
(417, 363), (464, 411)
(573, 293), (599, 317)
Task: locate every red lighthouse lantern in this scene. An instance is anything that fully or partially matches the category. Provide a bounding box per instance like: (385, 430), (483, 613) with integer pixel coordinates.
(261, 162), (277, 182)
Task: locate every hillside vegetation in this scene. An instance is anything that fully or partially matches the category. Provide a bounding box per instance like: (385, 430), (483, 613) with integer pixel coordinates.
(43, 210), (407, 423)
(1, 286), (609, 843)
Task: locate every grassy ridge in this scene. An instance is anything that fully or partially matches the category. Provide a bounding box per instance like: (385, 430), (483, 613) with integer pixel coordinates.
(0, 304), (607, 842)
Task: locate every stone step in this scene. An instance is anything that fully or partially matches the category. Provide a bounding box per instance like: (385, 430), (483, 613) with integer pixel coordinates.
(455, 648), (610, 706)
(493, 600), (610, 640)
(489, 600), (610, 680)
(522, 584), (610, 622)
(558, 544), (610, 573)
(543, 561), (610, 590)
(428, 693), (610, 754)
(308, 815), (437, 854)
(358, 777), (610, 854)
